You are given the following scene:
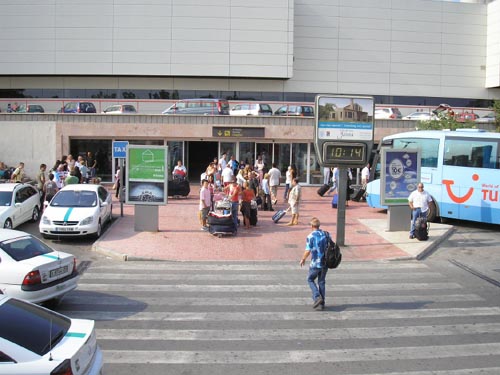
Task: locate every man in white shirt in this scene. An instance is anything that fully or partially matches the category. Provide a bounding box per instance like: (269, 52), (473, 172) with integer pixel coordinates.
(408, 183), (433, 239)
(361, 163), (370, 187)
(218, 153), (227, 173)
(268, 163), (281, 205)
(221, 164), (234, 187)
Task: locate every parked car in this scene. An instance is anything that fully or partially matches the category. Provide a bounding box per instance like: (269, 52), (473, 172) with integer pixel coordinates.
(402, 112), (436, 121)
(15, 104), (45, 113)
(40, 184), (113, 239)
(273, 105), (314, 117)
(455, 112), (479, 122)
(0, 229), (79, 304)
(230, 103), (273, 116)
(0, 183), (41, 229)
(0, 295), (103, 375)
(475, 112), (496, 123)
(102, 104), (137, 114)
(374, 107), (403, 120)
(61, 101), (97, 113)
(162, 98), (230, 115)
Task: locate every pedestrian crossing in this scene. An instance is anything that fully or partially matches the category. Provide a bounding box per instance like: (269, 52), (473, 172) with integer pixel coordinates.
(59, 261), (500, 375)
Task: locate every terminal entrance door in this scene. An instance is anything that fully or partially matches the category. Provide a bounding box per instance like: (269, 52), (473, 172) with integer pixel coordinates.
(186, 141), (218, 181)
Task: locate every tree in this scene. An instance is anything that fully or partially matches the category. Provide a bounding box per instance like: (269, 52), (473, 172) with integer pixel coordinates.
(493, 100), (500, 132)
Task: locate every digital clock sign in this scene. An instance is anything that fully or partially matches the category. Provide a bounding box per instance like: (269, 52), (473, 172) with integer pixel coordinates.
(324, 142), (366, 164)
(314, 94), (374, 167)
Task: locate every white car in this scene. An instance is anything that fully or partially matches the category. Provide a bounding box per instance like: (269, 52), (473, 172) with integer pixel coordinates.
(374, 107), (402, 120)
(0, 295), (103, 375)
(40, 184), (113, 239)
(0, 229), (79, 304)
(402, 112), (437, 121)
(229, 103), (273, 116)
(102, 104), (137, 114)
(0, 183), (41, 229)
(475, 112), (496, 123)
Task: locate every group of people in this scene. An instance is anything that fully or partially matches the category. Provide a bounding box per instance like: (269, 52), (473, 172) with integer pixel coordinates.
(198, 153), (304, 231)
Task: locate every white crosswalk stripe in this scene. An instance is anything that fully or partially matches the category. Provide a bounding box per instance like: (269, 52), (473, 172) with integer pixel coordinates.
(64, 260), (500, 375)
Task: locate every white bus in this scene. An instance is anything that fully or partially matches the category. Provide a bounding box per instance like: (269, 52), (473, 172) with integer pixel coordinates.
(366, 129), (500, 224)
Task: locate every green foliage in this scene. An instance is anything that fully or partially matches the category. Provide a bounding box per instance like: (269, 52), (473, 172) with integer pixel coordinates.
(494, 100), (500, 132)
(417, 113), (474, 131)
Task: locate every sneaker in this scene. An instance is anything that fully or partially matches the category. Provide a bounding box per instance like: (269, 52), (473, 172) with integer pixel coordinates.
(409, 235), (414, 239)
(201, 227), (209, 231)
(312, 296), (324, 308)
(315, 304), (325, 311)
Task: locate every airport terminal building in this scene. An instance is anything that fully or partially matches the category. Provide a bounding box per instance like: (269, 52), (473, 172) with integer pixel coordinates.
(1, 0), (499, 183)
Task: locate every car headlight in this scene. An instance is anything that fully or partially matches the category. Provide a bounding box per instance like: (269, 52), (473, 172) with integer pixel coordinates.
(42, 216), (51, 225)
(80, 216), (94, 226)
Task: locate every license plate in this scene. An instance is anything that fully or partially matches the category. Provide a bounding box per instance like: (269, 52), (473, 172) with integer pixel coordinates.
(50, 265), (68, 278)
(57, 227), (76, 232)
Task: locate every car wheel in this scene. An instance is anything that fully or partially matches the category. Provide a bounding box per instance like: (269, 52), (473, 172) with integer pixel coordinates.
(41, 233), (51, 239)
(94, 220), (102, 239)
(31, 206), (40, 222)
(3, 218), (13, 229)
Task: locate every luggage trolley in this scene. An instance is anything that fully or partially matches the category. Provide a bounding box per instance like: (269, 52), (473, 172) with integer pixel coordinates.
(208, 197), (237, 237)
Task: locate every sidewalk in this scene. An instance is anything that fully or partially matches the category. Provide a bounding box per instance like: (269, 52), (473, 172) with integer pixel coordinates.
(93, 186), (454, 262)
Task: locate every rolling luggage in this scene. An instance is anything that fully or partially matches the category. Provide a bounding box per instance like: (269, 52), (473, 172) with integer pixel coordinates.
(331, 194), (338, 208)
(250, 207), (258, 226)
(414, 216), (429, 241)
(272, 209), (287, 223)
(317, 184), (329, 197)
(351, 188), (366, 202)
(168, 178), (190, 197)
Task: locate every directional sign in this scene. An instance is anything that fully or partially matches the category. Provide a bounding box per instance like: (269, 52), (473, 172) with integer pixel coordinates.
(113, 141), (129, 158)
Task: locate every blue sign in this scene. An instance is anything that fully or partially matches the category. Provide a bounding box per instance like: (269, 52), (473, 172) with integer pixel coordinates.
(113, 141), (129, 158)
(381, 149), (420, 205)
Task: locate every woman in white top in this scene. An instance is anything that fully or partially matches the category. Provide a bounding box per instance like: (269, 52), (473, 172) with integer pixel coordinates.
(283, 166), (292, 200)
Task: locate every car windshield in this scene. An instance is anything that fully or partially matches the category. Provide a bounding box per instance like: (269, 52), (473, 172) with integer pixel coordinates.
(51, 190), (97, 207)
(0, 192), (12, 206)
(0, 298), (70, 356)
(0, 235), (54, 261)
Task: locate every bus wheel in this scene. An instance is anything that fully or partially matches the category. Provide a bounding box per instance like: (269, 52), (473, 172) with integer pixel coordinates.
(427, 201), (437, 222)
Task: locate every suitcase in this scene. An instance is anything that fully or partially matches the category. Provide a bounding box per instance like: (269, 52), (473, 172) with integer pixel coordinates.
(317, 184), (329, 197)
(351, 188), (366, 202)
(168, 178), (190, 197)
(207, 212), (233, 226)
(332, 194), (338, 208)
(250, 207), (258, 226)
(272, 209), (287, 223)
(209, 223), (236, 237)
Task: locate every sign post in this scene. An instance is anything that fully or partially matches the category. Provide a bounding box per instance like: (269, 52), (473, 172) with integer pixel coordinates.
(125, 145), (168, 232)
(112, 141), (129, 217)
(314, 95), (375, 246)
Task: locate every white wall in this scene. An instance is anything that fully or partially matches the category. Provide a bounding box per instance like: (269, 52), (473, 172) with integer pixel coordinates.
(486, 0), (500, 88)
(0, 0), (294, 79)
(0, 0), (499, 101)
(0, 121), (57, 178)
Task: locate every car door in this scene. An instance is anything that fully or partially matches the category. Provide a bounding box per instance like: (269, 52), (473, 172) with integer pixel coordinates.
(97, 187), (111, 221)
(13, 187), (27, 226)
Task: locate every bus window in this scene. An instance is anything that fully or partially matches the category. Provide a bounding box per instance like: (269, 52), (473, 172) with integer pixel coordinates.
(444, 139), (498, 169)
(392, 138), (439, 168)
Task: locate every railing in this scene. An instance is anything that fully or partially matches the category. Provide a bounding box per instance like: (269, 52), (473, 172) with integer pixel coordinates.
(0, 98), (493, 118)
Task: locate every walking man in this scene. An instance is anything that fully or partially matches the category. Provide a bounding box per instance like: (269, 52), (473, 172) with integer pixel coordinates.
(299, 217), (328, 310)
(268, 163), (281, 205)
(408, 182), (432, 239)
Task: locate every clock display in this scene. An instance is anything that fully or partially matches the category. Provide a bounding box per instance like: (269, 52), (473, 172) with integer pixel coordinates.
(323, 143), (366, 164)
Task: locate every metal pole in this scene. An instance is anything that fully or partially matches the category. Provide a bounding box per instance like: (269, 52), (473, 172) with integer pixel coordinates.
(336, 167), (347, 246)
(119, 158), (124, 217)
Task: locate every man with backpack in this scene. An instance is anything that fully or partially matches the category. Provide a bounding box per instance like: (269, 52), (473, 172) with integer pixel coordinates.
(299, 217), (329, 311)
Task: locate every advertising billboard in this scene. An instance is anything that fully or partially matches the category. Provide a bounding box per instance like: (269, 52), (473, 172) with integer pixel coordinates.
(126, 145), (168, 205)
(380, 149), (420, 205)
